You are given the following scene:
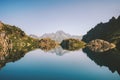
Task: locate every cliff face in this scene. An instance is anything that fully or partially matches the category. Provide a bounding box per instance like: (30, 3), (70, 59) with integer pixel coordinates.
(82, 16), (120, 46)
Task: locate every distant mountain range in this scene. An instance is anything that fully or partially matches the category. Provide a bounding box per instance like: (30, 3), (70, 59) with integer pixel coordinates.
(30, 30), (82, 42)
(29, 34), (39, 39)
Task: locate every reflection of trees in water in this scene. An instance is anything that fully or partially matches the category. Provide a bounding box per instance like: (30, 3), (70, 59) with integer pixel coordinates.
(1, 38), (120, 76)
(83, 47), (120, 75)
(60, 39), (85, 51)
(0, 44), (82, 69)
(0, 47), (36, 69)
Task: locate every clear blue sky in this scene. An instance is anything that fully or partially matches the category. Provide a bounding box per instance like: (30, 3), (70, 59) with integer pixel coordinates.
(0, 0), (120, 36)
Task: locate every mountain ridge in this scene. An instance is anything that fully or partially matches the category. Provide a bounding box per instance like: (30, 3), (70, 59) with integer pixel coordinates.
(82, 16), (120, 42)
(39, 30), (82, 42)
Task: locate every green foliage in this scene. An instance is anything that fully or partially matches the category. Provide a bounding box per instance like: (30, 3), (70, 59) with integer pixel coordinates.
(0, 23), (40, 69)
(0, 23), (39, 52)
(61, 38), (86, 51)
(39, 38), (57, 51)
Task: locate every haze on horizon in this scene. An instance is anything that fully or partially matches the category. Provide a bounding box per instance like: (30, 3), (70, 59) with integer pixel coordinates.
(0, 0), (120, 36)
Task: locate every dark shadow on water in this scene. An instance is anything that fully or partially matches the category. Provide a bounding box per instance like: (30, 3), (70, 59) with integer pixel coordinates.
(0, 48), (37, 69)
(82, 47), (120, 75)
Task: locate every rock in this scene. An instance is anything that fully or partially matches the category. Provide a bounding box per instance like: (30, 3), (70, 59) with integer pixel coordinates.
(0, 21), (3, 30)
(87, 39), (116, 52)
(0, 21), (2, 26)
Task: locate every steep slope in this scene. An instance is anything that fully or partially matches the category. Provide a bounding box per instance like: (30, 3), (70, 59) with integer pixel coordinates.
(82, 16), (120, 46)
(0, 22), (39, 54)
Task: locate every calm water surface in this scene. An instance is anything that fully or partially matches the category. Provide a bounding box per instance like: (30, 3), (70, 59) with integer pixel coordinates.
(0, 49), (120, 80)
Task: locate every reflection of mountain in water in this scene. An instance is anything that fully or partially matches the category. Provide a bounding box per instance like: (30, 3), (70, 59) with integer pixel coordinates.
(49, 46), (70, 56)
(0, 47), (35, 69)
(0, 22), (38, 69)
(83, 47), (120, 75)
(86, 39), (116, 52)
(0, 45), (79, 69)
(1, 18), (120, 77)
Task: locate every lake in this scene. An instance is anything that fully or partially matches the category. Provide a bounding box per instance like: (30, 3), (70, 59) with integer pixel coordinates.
(0, 47), (120, 80)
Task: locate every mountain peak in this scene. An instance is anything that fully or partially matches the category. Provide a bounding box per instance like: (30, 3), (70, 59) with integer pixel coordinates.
(109, 16), (116, 22)
(82, 16), (120, 43)
(117, 15), (120, 20)
(56, 30), (65, 34)
(40, 30), (81, 42)
(56, 30), (65, 33)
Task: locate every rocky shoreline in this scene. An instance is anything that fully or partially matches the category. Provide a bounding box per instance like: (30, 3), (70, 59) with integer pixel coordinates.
(86, 39), (116, 52)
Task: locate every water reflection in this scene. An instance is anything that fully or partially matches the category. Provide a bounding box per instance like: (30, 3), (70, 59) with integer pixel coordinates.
(0, 47), (36, 69)
(83, 47), (120, 75)
(49, 46), (70, 56)
(86, 39), (116, 52)
(0, 41), (120, 76)
(0, 45), (80, 69)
